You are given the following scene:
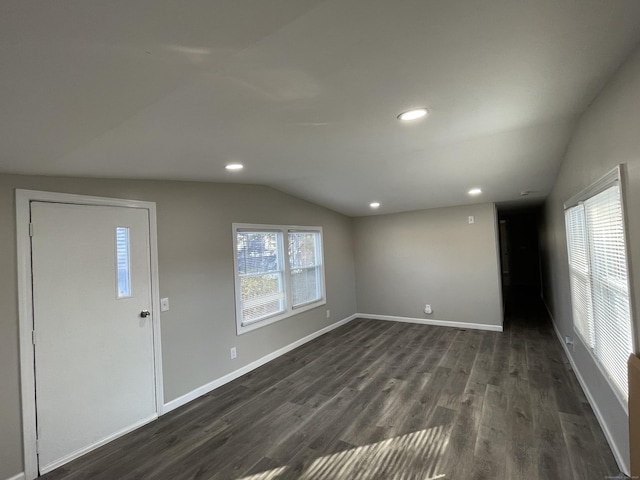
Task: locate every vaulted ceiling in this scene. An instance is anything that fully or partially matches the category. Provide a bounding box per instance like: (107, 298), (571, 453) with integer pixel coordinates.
(2, 0), (640, 215)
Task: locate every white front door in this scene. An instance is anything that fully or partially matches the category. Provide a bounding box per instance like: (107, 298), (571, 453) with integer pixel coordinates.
(31, 202), (157, 474)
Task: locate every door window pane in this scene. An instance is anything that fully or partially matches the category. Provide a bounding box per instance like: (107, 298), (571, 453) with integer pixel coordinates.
(116, 227), (131, 298)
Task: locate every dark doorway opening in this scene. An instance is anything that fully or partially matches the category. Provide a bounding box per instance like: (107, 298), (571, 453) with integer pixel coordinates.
(497, 206), (543, 319)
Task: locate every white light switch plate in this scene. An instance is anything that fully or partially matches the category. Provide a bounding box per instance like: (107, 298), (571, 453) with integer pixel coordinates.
(468, 216), (475, 224)
(160, 297), (170, 312)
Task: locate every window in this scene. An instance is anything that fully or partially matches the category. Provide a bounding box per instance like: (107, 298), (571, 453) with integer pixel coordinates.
(235, 231), (286, 323)
(564, 166), (634, 402)
(116, 227), (131, 298)
(233, 224), (326, 333)
(289, 231), (323, 307)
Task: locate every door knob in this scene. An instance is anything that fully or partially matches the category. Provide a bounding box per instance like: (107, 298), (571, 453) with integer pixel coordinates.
(140, 310), (151, 318)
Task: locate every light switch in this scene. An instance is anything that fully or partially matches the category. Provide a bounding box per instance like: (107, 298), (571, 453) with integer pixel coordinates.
(160, 297), (170, 312)
(468, 216), (475, 224)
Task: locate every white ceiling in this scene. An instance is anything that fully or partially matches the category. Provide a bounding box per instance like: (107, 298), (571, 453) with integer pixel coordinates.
(1, 1), (640, 216)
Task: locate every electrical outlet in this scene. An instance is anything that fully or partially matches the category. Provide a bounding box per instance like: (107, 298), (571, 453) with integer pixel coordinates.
(564, 336), (576, 352)
(230, 347), (237, 359)
(326, 309), (331, 318)
(424, 304), (433, 315)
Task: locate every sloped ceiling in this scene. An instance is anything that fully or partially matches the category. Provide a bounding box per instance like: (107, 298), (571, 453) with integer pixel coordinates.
(1, 0), (640, 215)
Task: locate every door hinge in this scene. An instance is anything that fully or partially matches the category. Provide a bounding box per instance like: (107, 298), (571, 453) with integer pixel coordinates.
(29, 223), (34, 237)
(32, 330), (36, 346)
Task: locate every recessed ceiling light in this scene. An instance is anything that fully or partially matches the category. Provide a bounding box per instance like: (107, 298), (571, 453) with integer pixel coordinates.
(397, 108), (428, 121)
(370, 202), (380, 208)
(225, 163), (244, 171)
(468, 188), (482, 196)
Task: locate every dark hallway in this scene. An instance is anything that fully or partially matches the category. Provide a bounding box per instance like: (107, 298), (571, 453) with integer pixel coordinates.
(498, 206), (544, 321)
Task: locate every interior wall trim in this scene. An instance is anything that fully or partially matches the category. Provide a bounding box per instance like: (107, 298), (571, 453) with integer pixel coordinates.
(163, 313), (359, 413)
(357, 313), (504, 332)
(543, 300), (629, 475)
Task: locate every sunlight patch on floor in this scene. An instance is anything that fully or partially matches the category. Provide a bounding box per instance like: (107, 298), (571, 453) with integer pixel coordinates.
(301, 426), (448, 479)
(238, 425), (449, 480)
(236, 466), (287, 480)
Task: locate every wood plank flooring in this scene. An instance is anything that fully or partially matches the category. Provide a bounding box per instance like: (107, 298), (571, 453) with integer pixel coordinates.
(42, 299), (621, 480)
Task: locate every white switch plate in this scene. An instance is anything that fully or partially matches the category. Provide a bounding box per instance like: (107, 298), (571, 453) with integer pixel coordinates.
(160, 297), (170, 312)
(468, 216), (475, 224)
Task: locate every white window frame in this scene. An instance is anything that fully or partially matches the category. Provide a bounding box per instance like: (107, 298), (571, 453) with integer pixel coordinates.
(564, 165), (637, 408)
(232, 223), (326, 334)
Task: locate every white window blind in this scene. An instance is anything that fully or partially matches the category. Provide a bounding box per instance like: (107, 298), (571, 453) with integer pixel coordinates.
(564, 175), (633, 401)
(566, 205), (592, 345)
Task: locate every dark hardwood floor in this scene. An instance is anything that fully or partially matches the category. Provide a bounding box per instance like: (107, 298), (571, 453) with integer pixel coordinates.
(42, 297), (621, 480)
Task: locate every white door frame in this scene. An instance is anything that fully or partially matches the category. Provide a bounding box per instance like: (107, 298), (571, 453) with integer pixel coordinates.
(16, 189), (165, 480)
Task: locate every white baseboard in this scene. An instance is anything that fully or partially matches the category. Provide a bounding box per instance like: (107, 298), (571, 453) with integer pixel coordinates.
(357, 313), (503, 332)
(163, 314), (358, 413)
(5, 472), (25, 480)
(39, 414), (158, 475)
(543, 301), (629, 476)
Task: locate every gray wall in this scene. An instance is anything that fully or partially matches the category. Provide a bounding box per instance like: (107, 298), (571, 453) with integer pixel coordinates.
(353, 203), (503, 327)
(542, 46), (640, 471)
(0, 174), (357, 479)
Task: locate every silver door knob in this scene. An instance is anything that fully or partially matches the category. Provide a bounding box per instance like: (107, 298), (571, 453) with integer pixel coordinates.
(140, 310), (151, 318)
